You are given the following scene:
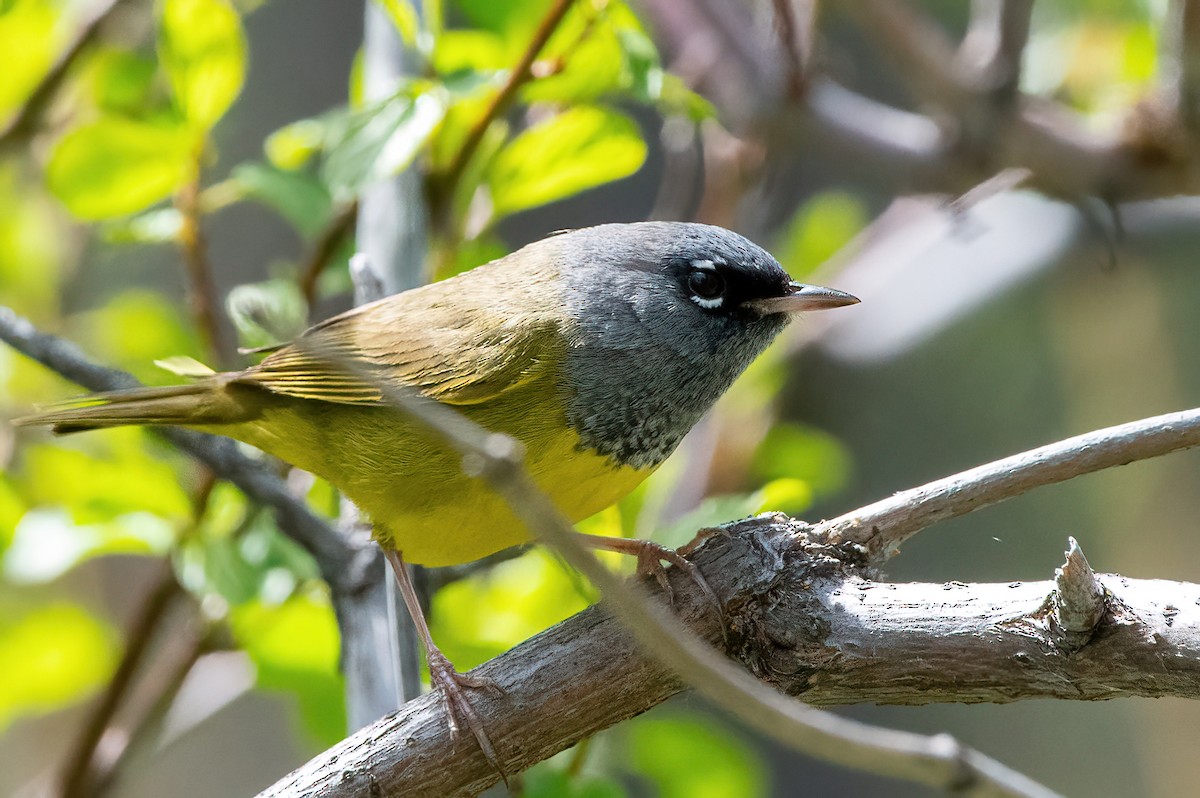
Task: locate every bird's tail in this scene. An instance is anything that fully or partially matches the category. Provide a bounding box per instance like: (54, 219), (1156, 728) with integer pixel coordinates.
(13, 379), (253, 434)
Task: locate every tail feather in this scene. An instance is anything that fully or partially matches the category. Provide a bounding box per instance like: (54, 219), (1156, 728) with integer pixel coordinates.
(14, 379), (253, 434)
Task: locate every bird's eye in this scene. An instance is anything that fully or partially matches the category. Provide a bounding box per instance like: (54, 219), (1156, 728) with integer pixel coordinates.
(688, 269), (725, 302)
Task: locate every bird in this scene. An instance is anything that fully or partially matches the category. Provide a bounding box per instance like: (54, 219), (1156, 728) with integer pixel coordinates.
(16, 221), (858, 770)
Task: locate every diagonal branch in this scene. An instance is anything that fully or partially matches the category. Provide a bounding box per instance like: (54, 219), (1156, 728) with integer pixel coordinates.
(816, 406), (1200, 560)
(0, 0), (131, 149)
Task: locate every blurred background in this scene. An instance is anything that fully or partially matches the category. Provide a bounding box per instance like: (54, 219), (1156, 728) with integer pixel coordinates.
(3, 0), (1200, 795)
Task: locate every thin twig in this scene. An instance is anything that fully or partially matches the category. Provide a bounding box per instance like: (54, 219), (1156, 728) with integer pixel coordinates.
(0, 305), (361, 590)
(177, 171), (227, 362)
(89, 625), (214, 797)
(431, 0), (575, 204)
(297, 201), (359, 310)
(58, 562), (182, 798)
(958, 0), (1034, 99)
(0, 0), (130, 149)
(294, 338), (1058, 798)
(817, 406), (1200, 561)
(770, 0), (810, 100)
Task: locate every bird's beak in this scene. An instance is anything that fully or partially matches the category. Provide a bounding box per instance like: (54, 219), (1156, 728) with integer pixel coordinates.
(745, 282), (860, 315)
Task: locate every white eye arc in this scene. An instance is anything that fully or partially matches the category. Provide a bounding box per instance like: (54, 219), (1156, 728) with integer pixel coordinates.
(691, 259), (717, 271)
(691, 294), (724, 309)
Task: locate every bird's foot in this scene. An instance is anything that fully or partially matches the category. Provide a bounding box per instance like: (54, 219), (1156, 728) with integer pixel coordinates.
(576, 534), (726, 641)
(427, 647), (506, 779)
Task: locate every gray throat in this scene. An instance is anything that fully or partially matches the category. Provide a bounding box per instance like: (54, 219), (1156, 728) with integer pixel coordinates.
(562, 276), (787, 469)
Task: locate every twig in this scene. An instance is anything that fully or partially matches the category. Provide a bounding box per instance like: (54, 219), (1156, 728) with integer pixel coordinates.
(840, 0), (966, 108)
(1053, 537), (1106, 644)
(89, 625), (214, 797)
(0, 305), (361, 591)
(58, 562), (183, 798)
(958, 0), (1034, 99)
(289, 338), (1057, 798)
(817, 406), (1200, 561)
(431, 0), (575, 204)
(1165, 0), (1200, 130)
(0, 0), (129, 149)
(177, 171), (227, 362)
(770, 0), (811, 100)
(297, 201), (359, 310)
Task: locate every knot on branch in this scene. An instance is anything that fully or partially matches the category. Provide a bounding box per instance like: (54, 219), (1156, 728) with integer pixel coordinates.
(709, 513), (873, 696)
(1051, 536), (1107, 650)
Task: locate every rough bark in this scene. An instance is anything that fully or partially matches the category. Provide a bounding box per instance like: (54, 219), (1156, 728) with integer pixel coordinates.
(259, 515), (1200, 798)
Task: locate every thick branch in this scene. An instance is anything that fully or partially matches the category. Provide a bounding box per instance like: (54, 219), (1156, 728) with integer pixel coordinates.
(259, 518), (1199, 798)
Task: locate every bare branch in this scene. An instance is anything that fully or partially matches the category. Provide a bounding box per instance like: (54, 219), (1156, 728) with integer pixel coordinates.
(58, 562), (183, 798)
(0, 305), (361, 591)
(260, 514), (1200, 797)
(297, 201), (358, 311)
(958, 0), (1035, 99)
(177, 170), (227, 363)
(818, 406), (1200, 561)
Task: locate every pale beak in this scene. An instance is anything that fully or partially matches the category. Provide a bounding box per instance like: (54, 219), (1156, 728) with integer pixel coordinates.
(745, 282), (860, 315)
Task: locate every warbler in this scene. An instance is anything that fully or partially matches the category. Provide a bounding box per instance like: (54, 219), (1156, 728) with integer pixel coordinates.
(17, 221), (857, 766)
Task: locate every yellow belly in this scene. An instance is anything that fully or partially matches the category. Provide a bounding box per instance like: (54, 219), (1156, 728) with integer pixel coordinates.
(208, 387), (653, 566)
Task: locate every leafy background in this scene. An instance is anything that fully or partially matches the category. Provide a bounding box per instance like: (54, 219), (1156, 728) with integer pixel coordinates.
(2, 0), (1199, 796)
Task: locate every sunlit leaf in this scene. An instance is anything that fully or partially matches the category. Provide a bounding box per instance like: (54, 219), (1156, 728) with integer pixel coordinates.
(0, 603), (119, 731)
(488, 105), (646, 216)
(624, 711), (767, 798)
(4, 507), (174, 583)
(87, 47), (161, 116)
(753, 422), (851, 499)
(265, 119), (326, 171)
(433, 29), (507, 74)
(455, 0), (549, 40)
(229, 593), (346, 744)
(0, 0), (60, 120)
(774, 191), (868, 277)
(432, 548), (591, 669)
(322, 87), (448, 198)
(159, 0), (247, 130)
(231, 162), (333, 238)
(47, 117), (195, 220)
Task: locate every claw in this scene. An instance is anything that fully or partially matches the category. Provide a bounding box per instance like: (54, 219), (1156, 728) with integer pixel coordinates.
(576, 534), (728, 646)
(427, 648), (506, 781)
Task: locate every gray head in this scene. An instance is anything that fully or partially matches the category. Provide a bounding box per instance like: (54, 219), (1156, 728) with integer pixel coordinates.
(552, 221), (857, 468)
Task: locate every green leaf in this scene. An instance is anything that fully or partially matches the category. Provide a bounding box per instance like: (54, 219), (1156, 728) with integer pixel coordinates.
(265, 119), (326, 171)
(522, 767), (626, 798)
(47, 117), (195, 220)
(231, 162), (332, 238)
(229, 594), (346, 744)
(322, 87), (448, 198)
(774, 191), (868, 276)
(0, 603), (119, 731)
(753, 422), (852, 499)
(488, 105), (646, 216)
(159, 0), (247, 130)
(625, 711), (767, 798)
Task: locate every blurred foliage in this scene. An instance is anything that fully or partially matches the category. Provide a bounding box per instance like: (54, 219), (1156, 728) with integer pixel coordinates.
(0, 0), (877, 793)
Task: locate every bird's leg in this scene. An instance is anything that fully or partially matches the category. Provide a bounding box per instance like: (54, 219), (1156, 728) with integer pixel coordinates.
(382, 549), (505, 777)
(574, 533), (725, 631)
